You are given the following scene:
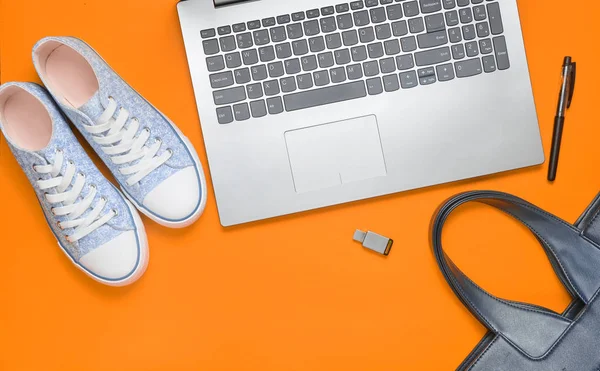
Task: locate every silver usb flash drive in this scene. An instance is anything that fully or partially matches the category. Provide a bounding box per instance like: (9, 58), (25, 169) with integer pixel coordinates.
(353, 230), (393, 256)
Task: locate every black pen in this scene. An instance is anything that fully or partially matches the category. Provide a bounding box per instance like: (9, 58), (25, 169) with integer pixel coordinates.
(548, 56), (576, 182)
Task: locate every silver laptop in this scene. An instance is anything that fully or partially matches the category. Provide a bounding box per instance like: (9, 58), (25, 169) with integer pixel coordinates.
(177, 0), (543, 226)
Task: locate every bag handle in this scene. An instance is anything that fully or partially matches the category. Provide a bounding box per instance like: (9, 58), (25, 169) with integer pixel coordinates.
(432, 191), (600, 358)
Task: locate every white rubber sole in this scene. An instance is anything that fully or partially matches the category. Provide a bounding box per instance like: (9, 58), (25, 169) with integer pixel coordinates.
(56, 199), (149, 287)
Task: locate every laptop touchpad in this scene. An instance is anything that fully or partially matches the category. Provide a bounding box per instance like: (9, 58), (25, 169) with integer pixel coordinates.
(285, 115), (387, 194)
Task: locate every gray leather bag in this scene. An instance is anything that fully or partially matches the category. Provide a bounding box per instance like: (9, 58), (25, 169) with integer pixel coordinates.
(432, 191), (600, 370)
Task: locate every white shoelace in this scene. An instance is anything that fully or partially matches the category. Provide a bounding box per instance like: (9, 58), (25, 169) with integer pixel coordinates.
(83, 97), (172, 186)
(35, 149), (116, 242)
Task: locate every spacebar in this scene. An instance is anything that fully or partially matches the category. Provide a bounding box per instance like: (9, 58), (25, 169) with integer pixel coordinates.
(283, 81), (367, 112)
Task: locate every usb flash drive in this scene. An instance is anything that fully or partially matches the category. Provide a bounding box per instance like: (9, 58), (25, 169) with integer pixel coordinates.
(353, 230), (393, 256)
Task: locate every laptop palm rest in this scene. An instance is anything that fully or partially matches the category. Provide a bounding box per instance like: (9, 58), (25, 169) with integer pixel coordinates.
(284, 115), (387, 194)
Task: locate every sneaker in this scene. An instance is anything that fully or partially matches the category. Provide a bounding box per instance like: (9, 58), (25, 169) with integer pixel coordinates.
(32, 36), (207, 228)
(0, 82), (148, 286)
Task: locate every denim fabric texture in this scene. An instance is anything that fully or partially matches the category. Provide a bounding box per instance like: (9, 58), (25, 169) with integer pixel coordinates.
(0, 82), (137, 260)
(33, 37), (202, 219)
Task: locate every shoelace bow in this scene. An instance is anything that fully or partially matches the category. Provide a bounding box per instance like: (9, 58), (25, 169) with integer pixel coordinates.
(83, 97), (172, 186)
(35, 149), (115, 242)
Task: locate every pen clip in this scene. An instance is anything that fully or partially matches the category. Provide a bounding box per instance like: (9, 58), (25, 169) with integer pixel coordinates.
(567, 62), (576, 109)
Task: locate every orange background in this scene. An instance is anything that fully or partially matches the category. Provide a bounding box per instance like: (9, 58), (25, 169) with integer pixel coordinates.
(1, 0), (599, 370)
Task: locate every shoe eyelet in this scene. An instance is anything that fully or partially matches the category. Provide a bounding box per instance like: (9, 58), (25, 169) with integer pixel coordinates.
(100, 196), (107, 203)
(108, 95), (114, 102)
(57, 221), (63, 230)
(32, 164), (39, 172)
(143, 127), (150, 134)
(89, 183), (97, 190)
(56, 148), (63, 154)
(167, 148), (173, 155)
(51, 208), (56, 215)
(65, 235), (72, 243)
(77, 172), (85, 178)
(68, 160), (75, 166)
(155, 137), (162, 143)
(112, 209), (118, 216)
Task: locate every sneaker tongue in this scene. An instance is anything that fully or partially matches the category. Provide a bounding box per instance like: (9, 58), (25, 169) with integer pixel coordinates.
(77, 90), (105, 120)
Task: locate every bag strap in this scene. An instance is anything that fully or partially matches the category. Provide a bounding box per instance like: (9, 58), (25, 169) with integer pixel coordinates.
(432, 191), (600, 358)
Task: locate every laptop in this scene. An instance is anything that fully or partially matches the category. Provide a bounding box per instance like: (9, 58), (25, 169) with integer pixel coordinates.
(177, 0), (543, 226)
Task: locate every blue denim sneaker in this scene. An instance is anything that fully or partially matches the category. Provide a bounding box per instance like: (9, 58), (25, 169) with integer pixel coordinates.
(0, 82), (148, 286)
(32, 36), (207, 228)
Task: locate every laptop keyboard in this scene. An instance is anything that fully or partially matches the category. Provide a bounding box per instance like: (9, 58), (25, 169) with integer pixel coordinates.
(200, 0), (509, 124)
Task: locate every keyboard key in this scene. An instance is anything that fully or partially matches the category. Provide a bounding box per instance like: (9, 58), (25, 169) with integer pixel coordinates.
(380, 0), (393, 4)
(370, 7), (387, 23)
(277, 14), (291, 24)
(285, 58), (302, 74)
(301, 55), (318, 71)
(297, 74), (314, 89)
(314, 70), (330, 86)
(283, 81), (367, 111)
(466, 41), (479, 57)
(479, 38), (493, 54)
(318, 52), (335, 68)
(385, 39), (401, 55)
(455, 58), (482, 77)
(415, 46), (451, 66)
(462, 24), (476, 40)
(347, 64), (364, 80)
(218, 25), (231, 35)
(253, 29), (270, 45)
(364, 60), (380, 76)
(201, 29), (216, 38)
(459, 8), (473, 23)
(445, 10), (459, 26)
(351, 1), (365, 10)
(483, 55), (497, 73)
(322, 6), (335, 15)
(321, 17), (337, 33)
(383, 74), (400, 91)
(493, 36), (510, 70)
(250, 100), (267, 118)
(337, 3), (350, 12)
(335, 48), (352, 64)
(259, 46), (275, 62)
(436, 63), (455, 81)
(457, 0), (469, 6)
(330, 67), (347, 83)
(343, 30), (359, 46)
(242, 49), (259, 65)
(233, 23), (246, 33)
(379, 57), (396, 73)
(203, 39), (219, 55)
(236, 32), (254, 48)
(487, 2), (504, 35)
(246, 83), (263, 99)
(337, 13), (354, 29)
(326, 33), (343, 49)
(292, 12), (305, 22)
(268, 61), (285, 77)
(351, 45), (368, 62)
(399, 71), (418, 88)
(367, 77), (383, 95)
(270, 26), (287, 42)
(225, 52), (242, 68)
(309, 36), (326, 52)
(401, 36), (417, 52)
(354, 10), (371, 27)
(206, 55), (225, 72)
(426, 14), (445, 33)
(247, 20), (261, 30)
(216, 106), (233, 124)
(417, 30), (448, 48)
(418, 67), (435, 77)
(387, 4), (403, 20)
(233, 103), (251, 121)
(403, 1), (420, 17)
(287, 23), (304, 39)
(267, 97), (284, 114)
(280, 77), (297, 92)
(213, 86), (246, 105)
(419, 74), (436, 85)
(292, 40), (309, 55)
(263, 80), (280, 96)
(420, 0), (442, 14)
(262, 17), (276, 27)
(443, 0), (456, 10)
(307, 9), (320, 19)
(210, 71), (234, 88)
(368, 42), (384, 58)
(392, 20), (409, 36)
(359, 27), (376, 43)
(366, 0), (378, 7)
(275, 43), (293, 59)
(448, 27), (462, 43)
(473, 5), (486, 21)
(396, 54), (415, 70)
(375, 24), (392, 39)
(476, 22), (490, 38)
(304, 20), (321, 36)
(409, 18), (425, 34)
(234, 68), (251, 84)
(451, 44), (465, 59)
(251, 65), (268, 81)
